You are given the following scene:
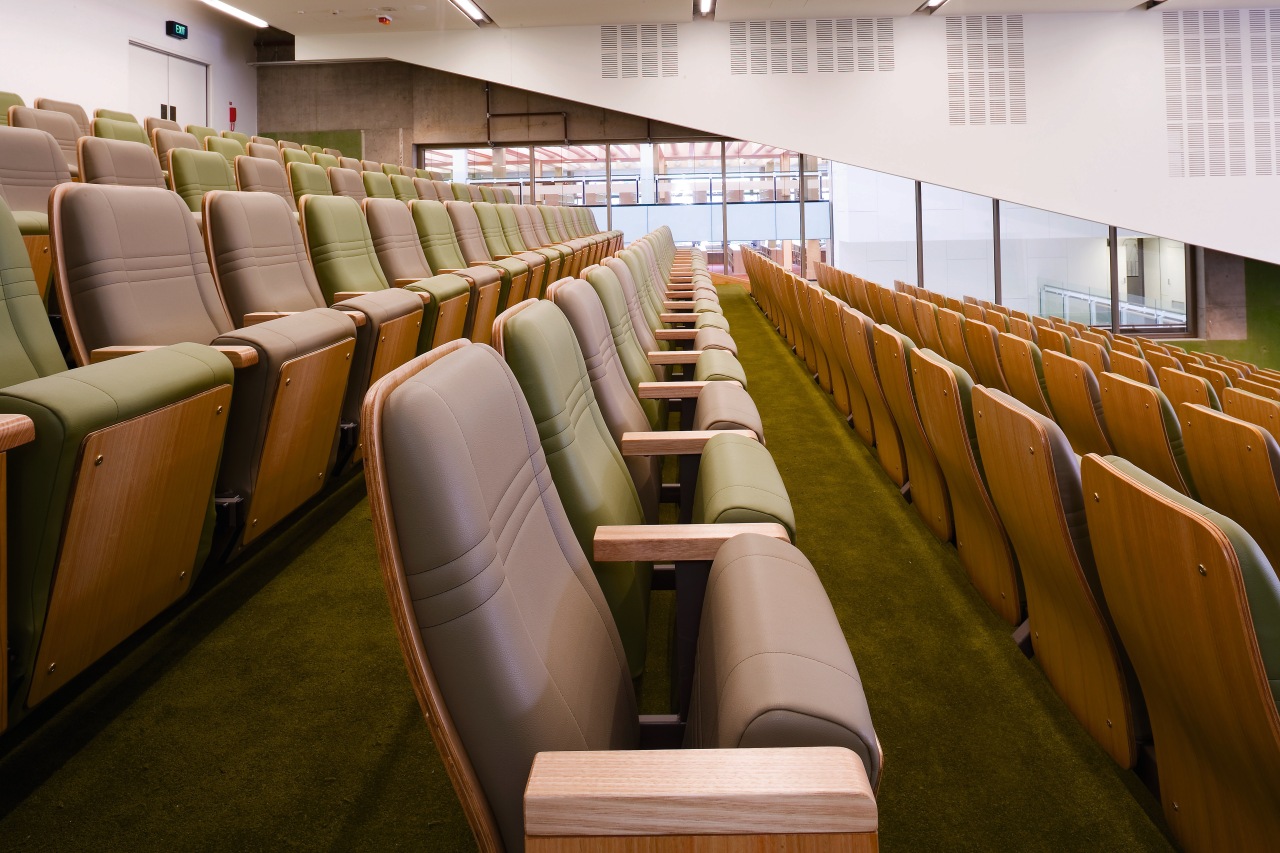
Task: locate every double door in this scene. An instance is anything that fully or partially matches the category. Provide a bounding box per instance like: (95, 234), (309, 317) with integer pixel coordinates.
(129, 43), (208, 128)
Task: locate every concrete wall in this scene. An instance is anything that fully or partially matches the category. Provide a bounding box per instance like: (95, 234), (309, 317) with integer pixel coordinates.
(257, 61), (715, 166)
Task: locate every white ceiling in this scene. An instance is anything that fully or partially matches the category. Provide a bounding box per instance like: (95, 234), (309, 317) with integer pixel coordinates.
(235, 0), (1280, 35)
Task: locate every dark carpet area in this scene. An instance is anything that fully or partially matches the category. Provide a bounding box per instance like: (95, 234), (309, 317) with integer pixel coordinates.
(0, 284), (1172, 851)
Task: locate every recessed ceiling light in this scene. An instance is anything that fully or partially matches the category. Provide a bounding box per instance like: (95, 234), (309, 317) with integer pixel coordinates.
(917, 0), (951, 12)
(447, 0), (488, 23)
(699, 0), (715, 16)
(198, 0), (269, 27)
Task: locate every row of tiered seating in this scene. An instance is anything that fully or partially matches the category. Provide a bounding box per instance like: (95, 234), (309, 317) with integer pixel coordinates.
(361, 228), (885, 850)
(745, 250), (1280, 852)
(0, 119), (618, 742)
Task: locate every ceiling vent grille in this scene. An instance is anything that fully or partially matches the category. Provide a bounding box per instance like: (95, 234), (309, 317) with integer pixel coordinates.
(1249, 8), (1280, 176)
(1165, 10), (1247, 178)
(946, 15), (1027, 126)
(732, 18), (894, 75)
(601, 24), (679, 79)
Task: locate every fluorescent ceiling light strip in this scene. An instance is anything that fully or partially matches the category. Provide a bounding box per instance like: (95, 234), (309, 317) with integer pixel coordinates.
(449, 0), (489, 22)
(198, 0), (268, 27)
(700, 0), (715, 15)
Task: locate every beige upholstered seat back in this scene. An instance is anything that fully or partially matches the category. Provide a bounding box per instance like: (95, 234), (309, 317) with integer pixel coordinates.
(246, 142), (284, 164)
(365, 341), (639, 852)
(77, 136), (165, 188)
(33, 97), (90, 137)
(51, 183), (233, 359)
(152, 128), (201, 175)
(7, 107), (80, 177)
(363, 197), (434, 283)
(0, 126), (72, 216)
(203, 190), (327, 324)
(234, 156), (294, 208)
(413, 177), (439, 201)
(445, 200), (493, 265)
(327, 166), (366, 200)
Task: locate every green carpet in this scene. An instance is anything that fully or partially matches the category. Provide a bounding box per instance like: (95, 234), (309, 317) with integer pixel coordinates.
(0, 284), (1172, 851)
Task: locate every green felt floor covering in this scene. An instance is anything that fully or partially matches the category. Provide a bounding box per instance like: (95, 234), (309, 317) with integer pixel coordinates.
(0, 284), (1174, 851)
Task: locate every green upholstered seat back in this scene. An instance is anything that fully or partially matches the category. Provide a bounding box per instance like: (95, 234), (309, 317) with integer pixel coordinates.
(473, 202), (514, 257)
(449, 182), (471, 201)
(92, 117), (148, 146)
(0, 198), (67, 384)
(311, 152), (339, 170)
(204, 135), (246, 164)
(151, 128), (200, 175)
(362, 171), (396, 200)
(281, 148), (312, 167)
(583, 264), (661, 429)
(301, 194), (391, 302)
(327, 167), (366, 201)
(169, 148), (235, 212)
(235, 156), (293, 207)
(389, 173), (416, 202)
(302, 144), (323, 155)
(402, 273), (471, 349)
(95, 108), (139, 124)
(185, 125), (217, 146)
(495, 204), (530, 251)
(540, 206), (566, 243)
(222, 130), (251, 147)
(288, 161), (332, 206)
(499, 301), (652, 677)
(618, 248), (665, 331)
(409, 199), (469, 272)
(0, 91), (24, 126)
(478, 186), (496, 202)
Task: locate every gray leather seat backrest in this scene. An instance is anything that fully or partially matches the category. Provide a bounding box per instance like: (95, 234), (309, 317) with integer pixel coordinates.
(429, 180), (453, 200)
(246, 141), (284, 164)
(144, 116), (181, 137)
(524, 203), (556, 247)
(152, 128), (201, 175)
(52, 184), (233, 353)
(553, 277), (661, 521)
(328, 166), (366, 200)
(8, 107), (80, 175)
(602, 256), (662, 356)
(235, 156), (294, 207)
(0, 126), (71, 215)
(513, 203), (548, 249)
(78, 136), (165, 188)
(444, 200), (493, 265)
(413, 177), (438, 201)
(364, 197), (433, 284)
(203, 190), (326, 324)
(377, 342), (638, 851)
(33, 97), (90, 137)
(584, 263), (662, 424)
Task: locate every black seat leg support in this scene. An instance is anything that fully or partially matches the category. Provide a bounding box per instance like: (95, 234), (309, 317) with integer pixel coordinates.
(672, 559), (711, 719)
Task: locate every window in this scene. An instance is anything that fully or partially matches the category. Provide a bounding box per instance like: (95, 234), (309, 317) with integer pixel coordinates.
(1115, 231), (1188, 329)
(830, 163), (916, 285)
(534, 145), (607, 206)
(999, 202), (1111, 325)
(921, 183), (996, 302)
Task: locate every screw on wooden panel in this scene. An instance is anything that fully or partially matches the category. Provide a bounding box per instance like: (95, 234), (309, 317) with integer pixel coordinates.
(47, 663), (55, 674)
(1106, 719), (1113, 728)
(285, 378), (291, 386)
(1093, 493), (1100, 502)
(346, 353), (351, 360)
(252, 518), (258, 527)
(1028, 447), (1034, 455)
(179, 571), (187, 579)
(1198, 564), (1207, 576)
(95, 455), (104, 466)
(380, 336), (386, 343)
(1172, 802), (1179, 812)
(217, 406), (224, 415)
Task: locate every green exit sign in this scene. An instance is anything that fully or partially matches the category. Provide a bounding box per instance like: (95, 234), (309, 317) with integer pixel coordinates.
(166, 20), (189, 40)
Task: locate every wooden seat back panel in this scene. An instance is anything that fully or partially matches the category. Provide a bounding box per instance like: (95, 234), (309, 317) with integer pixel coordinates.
(1098, 372), (1192, 496)
(840, 307), (905, 485)
(1042, 351), (1113, 456)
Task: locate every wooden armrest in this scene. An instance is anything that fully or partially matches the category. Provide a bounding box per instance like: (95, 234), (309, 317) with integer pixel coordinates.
(593, 522), (790, 562)
(90, 345), (165, 363)
(331, 291), (372, 304)
(660, 313), (698, 324)
(325, 308), (367, 326)
(620, 430), (755, 457)
(243, 311), (295, 326)
(393, 277), (427, 288)
(212, 345), (260, 368)
(666, 282), (696, 291)
(492, 253), (514, 260)
(663, 300), (695, 311)
(524, 747), (875, 841)
(636, 381), (715, 399)
(0, 414), (36, 452)
(654, 328), (698, 341)
(648, 350), (701, 366)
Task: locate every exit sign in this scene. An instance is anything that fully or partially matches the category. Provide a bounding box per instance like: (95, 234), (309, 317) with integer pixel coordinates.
(166, 20), (189, 40)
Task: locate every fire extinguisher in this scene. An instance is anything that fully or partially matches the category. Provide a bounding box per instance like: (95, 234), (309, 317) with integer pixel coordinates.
(228, 101), (237, 131)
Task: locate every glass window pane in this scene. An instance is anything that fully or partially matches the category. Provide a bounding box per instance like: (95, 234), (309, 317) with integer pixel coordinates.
(609, 143), (647, 205)
(999, 202), (1111, 325)
(1115, 230), (1187, 329)
(921, 184), (995, 302)
(725, 142), (800, 275)
(419, 147), (453, 178)
(830, 163), (918, 286)
(535, 145), (607, 206)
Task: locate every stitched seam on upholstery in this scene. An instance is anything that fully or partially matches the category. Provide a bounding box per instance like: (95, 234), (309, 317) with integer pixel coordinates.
(721, 651), (859, 695)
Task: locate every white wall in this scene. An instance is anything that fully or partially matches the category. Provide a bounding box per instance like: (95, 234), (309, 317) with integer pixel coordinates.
(0, 0), (258, 134)
(294, 10), (1280, 266)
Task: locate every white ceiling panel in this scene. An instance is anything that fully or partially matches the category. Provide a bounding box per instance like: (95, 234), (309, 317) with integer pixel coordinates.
(713, 1), (923, 19)
(1159, 0), (1280, 8)
(936, 0), (1144, 12)
(237, 1), (474, 33)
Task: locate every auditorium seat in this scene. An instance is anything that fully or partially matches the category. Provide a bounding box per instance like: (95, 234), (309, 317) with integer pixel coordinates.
(202, 135), (244, 166)
(92, 117), (149, 146)
(204, 190), (429, 432)
(322, 147), (343, 158)
(389, 173), (416, 203)
(77, 136), (166, 188)
(912, 298), (948, 354)
(1008, 315), (1038, 342)
(33, 97), (89, 137)
(287, 161), (332, 206)
(1159, 366), (1220, 411)
(912, 348), (1022, 624)
(7, 106), (80, 178)
(362, 170), (397, 200)
(1109, 349), (1160, 386)
(338, 156), (361, 171)
(1036, 326), (1072, 356)
(235, 155), (294, 208)
(933, 307), (979, 381)
(0, 91), (23, 125)
(282, 148), (312, 168)
(1081, 453), (1280, 852)
(998, 332), (1055, 418)
(0, 126), (70, 300)
(51, 182), (357, 548)
(409, 199), (505, 344)
(0, 195), (233, 722)
(1145, 348), (1183, 376)
(362, 339), (879, 852)
(1041, 350), (1113, 456)
(413, 177), (439, 201)
(820, 295), (877, 451)
(152, 128), (201, 176)
(973, 387), (1147, 768)
(302, 144), (322, 156)
(185, 124), (217, 147)
(168, 148), (234, 218)
(1097, 371), (1196, 497)
(327, 166), (366, 200)
(493, 298), (795, 677)
(962, 318), (1010, 393)
(873, 324), (952, 541)
(277, 139), (303, 150)
(447, 201), (536, 311)
(474, 201), (552, 300)
(312, 152), (339, 170)
(496, 203), (565, 289)
(1187, 361), (1233, 401)
(222, 130), (251, 147)
(145, 117), (179, 137)
(835, 306), (906, 483)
